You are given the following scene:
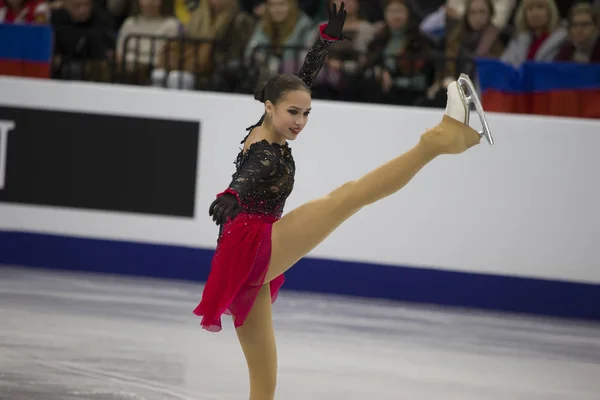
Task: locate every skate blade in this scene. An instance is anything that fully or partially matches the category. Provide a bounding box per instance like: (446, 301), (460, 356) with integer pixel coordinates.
(457, 73), (494, 145)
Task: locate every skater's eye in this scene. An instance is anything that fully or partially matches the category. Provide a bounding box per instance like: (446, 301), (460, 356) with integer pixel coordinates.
(288, 107), (311, 116)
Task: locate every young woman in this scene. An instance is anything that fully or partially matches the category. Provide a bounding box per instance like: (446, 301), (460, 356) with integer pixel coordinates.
(194, 3), (493, 398)
(501, 0), (568, 68)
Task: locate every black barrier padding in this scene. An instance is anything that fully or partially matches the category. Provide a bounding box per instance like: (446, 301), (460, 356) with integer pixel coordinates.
(0, 106), (199, 217)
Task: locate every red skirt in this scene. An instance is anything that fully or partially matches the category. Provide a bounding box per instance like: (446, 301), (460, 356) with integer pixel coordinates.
(193, 212), (285, 332)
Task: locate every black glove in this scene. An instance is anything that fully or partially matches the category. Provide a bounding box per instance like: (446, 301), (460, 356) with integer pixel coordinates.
(323, 1), (349, 40)
(209, 192), (242, 225)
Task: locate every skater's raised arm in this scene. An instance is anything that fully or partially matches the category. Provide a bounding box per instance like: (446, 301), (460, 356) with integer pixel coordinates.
(298, 2), (348, 88)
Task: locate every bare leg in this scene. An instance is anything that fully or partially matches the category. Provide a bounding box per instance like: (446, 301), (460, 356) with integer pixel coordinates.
(265, 82), (484, 283)
(235, 284), (278, 400)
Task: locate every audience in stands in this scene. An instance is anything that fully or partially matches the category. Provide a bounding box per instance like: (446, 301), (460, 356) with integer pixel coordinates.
(2, 0), (599, 116)
(150, 0), (254, 89)
(362, 0), (434, 106)
(0, 0), (50, 23)
(555, 2), (600, 62)
(185, 0), (254, 69)
(51, 0), (115, 80)
(115, 0), (180, 72)
(423, 0), (504, 107)
(244, 0), (314, 83)
(500, 0), (568, 67)
(447, 0), (517, 30)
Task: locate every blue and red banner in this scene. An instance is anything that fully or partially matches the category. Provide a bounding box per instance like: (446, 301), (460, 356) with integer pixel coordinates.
(476, 58), (600, 119)
(0, 23), (53, 79)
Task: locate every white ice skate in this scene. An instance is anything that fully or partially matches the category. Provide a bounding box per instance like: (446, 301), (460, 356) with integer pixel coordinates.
(456, 73), (494, 145)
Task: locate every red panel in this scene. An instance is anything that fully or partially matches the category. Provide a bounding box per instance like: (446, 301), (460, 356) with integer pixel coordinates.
(0, 60), (50, 79)
(482, 89), (600, 119)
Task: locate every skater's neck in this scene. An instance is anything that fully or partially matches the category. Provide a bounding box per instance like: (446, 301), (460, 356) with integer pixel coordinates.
(259, 120), (287, 146)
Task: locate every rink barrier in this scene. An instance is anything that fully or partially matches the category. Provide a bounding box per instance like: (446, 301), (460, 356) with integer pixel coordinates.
(1, 230), (599, 321)
(0, 77), (599, 322)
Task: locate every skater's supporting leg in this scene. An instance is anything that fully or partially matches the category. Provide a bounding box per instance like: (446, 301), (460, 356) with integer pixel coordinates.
(235, 284), (278, 400)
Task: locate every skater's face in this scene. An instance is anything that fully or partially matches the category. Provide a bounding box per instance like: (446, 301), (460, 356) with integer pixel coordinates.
(265, 90), (311, 141)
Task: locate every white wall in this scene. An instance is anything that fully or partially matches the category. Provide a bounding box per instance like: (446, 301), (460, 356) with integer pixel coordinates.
(0, 77), (599, 284)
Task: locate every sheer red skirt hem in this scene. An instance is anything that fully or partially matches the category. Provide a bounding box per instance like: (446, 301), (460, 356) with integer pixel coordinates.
(192, 213), (285, 332)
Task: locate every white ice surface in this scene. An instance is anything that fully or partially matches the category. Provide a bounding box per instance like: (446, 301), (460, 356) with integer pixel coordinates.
(1, 266), (600, 400)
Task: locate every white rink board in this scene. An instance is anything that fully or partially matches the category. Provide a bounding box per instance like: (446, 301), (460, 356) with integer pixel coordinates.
(0, 77), (599, 284)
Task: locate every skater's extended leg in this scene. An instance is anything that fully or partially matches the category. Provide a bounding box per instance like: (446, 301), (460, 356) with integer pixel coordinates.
(235, 284), (278, 400)
(265, 81), (484, 283)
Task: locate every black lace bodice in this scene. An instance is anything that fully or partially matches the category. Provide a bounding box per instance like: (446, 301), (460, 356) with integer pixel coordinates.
(227, 140), (295, 218)
(222, 35), (336, 220)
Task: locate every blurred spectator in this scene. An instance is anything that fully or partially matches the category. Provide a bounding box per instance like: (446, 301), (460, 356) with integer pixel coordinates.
(500, 0), (567, 68)
(151, 0), (254, 90)
(51, 0), (115, 80)
(115, 0), (180, 79)
(185, 0), (254, 73)
(447, 0), (517, 30)
(107, 0), (194, 29)
(555, 2), (600, 63)
(0, 0), (49, 23)
(422, 0), (504, 107)
(363, 0), (434, 106)
(244, 0), (314, 83)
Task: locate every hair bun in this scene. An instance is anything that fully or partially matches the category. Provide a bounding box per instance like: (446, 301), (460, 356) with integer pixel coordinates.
(253, 85), (266, 103)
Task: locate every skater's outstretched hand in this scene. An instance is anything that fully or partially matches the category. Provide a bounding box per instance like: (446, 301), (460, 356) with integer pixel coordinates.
(209, 193), (242, 225)
(323, 1), (348, 40)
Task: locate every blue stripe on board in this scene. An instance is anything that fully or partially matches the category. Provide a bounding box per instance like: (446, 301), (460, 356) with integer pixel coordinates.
(0, 24), (53, 62)
(1, 230), (599, 321)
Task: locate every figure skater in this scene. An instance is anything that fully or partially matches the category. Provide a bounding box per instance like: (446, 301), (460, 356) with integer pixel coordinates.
(193, 2), (494, 398)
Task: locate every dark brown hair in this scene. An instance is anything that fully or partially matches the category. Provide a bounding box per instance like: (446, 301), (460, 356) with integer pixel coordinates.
(253, 73), (310, 104)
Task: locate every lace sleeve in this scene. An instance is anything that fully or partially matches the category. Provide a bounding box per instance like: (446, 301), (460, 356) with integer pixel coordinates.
(297, 24), (340, 88)
(219, 141), (280, 204)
